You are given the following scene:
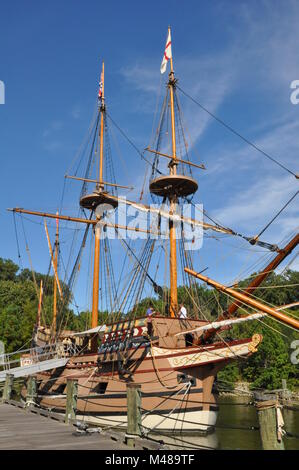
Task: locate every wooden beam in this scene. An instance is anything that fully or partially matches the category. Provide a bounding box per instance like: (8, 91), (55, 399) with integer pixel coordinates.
(65, 175), (134, 190)
(8, 208), (162, 236)
(184, 267), (299, 330)
(105, 194), (234, 235)
(145, 147), (206, 170)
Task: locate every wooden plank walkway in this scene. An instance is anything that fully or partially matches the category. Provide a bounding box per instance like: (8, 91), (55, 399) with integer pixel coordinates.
(0, 402), (130, 450)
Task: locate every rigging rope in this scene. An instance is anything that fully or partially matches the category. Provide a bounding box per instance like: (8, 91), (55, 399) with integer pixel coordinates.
(177, 85), (299, 179)
(13, 212), (23, 269)
(256, 190), (299, 240)
(106, 111), (160, 172)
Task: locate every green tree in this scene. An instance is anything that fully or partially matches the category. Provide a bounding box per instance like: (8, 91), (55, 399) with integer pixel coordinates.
(0, 258), (19, 281)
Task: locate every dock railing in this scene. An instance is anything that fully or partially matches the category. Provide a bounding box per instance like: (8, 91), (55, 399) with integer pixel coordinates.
(0, 342), (75, 374)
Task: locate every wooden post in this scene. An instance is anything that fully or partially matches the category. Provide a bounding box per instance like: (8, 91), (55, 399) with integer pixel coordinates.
(26, 376), (37, 408)
(65, 379), (78, 424)
(256, 399), (285, 450)
(1, 374), (14, 402)
(126, 383), (141, 447)
(281, 379), (291, 401)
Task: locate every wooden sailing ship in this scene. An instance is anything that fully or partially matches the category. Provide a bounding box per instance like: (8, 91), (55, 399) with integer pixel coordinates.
(10, 28), (299, 433)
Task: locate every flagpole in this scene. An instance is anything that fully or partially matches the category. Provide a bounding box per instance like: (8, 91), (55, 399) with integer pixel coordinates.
(169, 26), (174, 76)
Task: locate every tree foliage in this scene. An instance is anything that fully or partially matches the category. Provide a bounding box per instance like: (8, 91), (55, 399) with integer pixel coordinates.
(0, 257), (298, 389)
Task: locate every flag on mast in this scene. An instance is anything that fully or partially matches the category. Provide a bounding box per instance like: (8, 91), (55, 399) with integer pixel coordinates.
(160, 29), (172, 74)
(98, 72), (103, 101)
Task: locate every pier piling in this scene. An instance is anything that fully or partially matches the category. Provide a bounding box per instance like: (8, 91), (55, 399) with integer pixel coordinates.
(65, 379), (78, 424)
(1, 374), (14, 402)
(255, 398), (285, 450)
(126, 383), (141, 448)
(26, 376), (37, 408)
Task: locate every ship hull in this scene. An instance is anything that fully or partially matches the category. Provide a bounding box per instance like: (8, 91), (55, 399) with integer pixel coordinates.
(73, 408), (218, 433)
(29, 331), (261, 434)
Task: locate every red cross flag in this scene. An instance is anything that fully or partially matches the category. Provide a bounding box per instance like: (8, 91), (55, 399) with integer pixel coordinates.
(160, 29), (172, 74)
(98, 72), (103, 100)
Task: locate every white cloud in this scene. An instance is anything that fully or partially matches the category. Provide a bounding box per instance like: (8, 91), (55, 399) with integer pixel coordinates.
(206, 116), (299, 178)
(120, 52), (236, 148)
(42, 120), (63, 138)
(71, 105), (81, 120)
(121, 64), (159, 94)
(119, 3), (299, 265)
(234, 1), (299, 90)
(212, 174), (298, 241)
(120, 2), (299, 151)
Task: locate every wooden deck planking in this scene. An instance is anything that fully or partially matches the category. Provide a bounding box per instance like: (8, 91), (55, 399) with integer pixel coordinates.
(0, 403), (129, 450)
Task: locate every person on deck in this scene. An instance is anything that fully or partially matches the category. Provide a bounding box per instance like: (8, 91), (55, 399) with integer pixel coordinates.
(146, 306), (154, 336)
(178, 303), (187, 319)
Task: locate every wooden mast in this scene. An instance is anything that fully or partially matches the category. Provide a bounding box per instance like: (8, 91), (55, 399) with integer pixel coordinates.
(184, 267), (299, 330)
(44, 219), (63, 298)
(37, 279), (43, 328)
(99, 62), (105, 187)
(52, 212), (59, 335)
(91, 62), (105, 350)
(168, 26), (178, 317)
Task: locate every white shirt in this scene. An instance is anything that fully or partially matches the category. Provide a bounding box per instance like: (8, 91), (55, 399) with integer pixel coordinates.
(179, 306), (187, 318)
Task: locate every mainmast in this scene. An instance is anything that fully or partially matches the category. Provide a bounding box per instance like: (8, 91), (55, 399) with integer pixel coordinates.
(91, 62), (104, 338)
(168, 30), (178, 317)
(90, 62), (104, 350)
(149, 27), (198, 317)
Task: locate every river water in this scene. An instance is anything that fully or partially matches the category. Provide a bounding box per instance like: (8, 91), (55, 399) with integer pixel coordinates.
(152, 396), (299, 450)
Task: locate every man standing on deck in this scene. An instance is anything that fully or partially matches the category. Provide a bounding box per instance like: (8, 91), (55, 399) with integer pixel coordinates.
(178, 303), (187, 319)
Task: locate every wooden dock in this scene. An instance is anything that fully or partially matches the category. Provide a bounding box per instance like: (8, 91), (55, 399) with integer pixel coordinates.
(0, 402), (132, 450)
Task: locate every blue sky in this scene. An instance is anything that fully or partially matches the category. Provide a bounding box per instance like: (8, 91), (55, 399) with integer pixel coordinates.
(0, 0), (298, 312)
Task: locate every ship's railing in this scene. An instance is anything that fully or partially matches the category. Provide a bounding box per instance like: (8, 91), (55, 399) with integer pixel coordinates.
(0, 342), (74, 372)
